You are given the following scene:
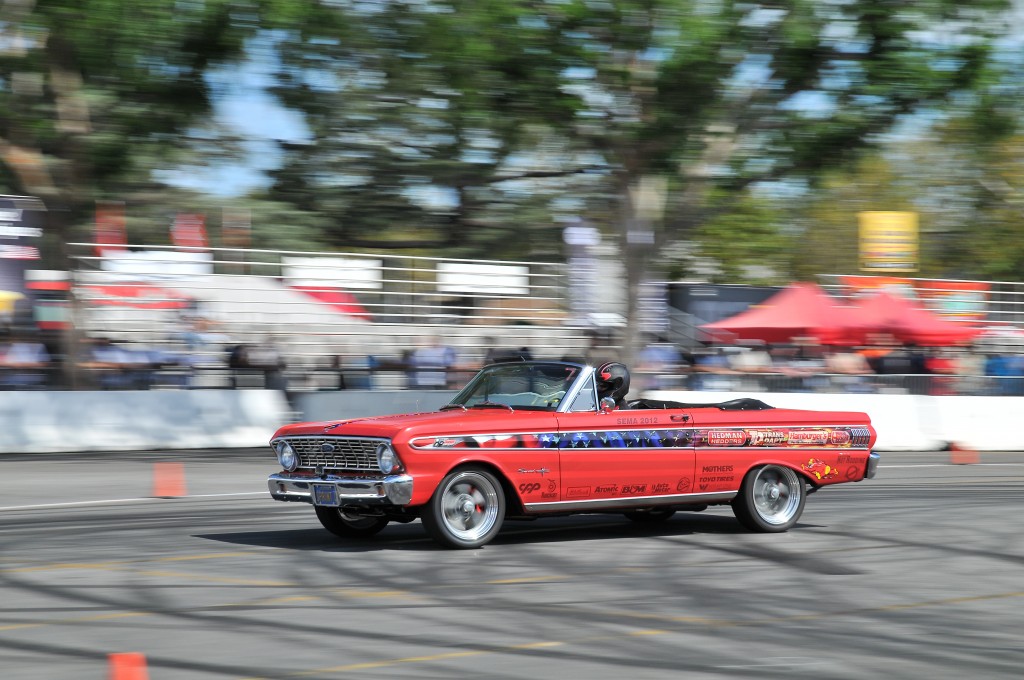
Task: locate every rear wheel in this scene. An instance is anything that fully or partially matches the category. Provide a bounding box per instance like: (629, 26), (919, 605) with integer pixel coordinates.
(421, 468), (505, 549)
(315, 506), (389, 538)
(732, 465), (806, 532)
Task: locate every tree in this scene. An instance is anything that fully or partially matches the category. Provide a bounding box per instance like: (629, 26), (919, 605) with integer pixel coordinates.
(0, 0), (271, 387)
(912, 127), (1024, 280)
(0, 0), (262, 245)
(263, 0), (601, 258)
(785, 111), (1024, 284)
(264, 0), (1011, 362)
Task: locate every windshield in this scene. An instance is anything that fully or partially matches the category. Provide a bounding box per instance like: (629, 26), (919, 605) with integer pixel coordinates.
(446, 362), (582, 411)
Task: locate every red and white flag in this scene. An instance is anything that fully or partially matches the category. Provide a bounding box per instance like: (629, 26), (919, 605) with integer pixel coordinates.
(0, 244), (40, 259)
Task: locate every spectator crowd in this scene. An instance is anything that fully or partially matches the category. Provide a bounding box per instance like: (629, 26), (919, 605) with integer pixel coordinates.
(2, 323), (1023, 398)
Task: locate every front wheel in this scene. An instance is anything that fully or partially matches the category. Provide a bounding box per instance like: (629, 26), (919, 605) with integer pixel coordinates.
(732, 465), (806, 532)
(421, 468), (505, 549)
(315, 506), (389, 538)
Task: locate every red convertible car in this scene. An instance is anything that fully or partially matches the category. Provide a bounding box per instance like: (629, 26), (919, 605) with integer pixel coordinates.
(268, 360), (878, 548)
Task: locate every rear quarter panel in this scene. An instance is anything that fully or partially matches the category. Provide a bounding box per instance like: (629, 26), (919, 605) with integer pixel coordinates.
(690, 408), (876, 490)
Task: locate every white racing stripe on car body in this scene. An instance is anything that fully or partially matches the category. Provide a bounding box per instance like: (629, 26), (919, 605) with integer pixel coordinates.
(883, 463), (1024, 468)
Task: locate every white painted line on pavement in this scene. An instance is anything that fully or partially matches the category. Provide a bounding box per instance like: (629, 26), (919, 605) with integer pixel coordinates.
(0, 492), (265, 512)
(189, 492), (266, 499)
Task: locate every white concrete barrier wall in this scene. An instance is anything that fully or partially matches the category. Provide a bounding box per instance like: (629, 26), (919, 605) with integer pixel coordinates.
(0, 388), (1019, 453)
(0, 390), (291, 453)
(647, 390), (1024, 451)
(928, 396), (1024, 451)
(295, 390), (456, 423)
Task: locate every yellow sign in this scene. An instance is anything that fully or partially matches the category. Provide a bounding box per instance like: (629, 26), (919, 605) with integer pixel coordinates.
(858, 211), (918, 272)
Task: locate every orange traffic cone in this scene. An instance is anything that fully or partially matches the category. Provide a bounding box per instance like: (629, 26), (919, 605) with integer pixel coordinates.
(949, 442), (979, 465)
(152, 461), (187, 498)
(108, 652), (149, 680)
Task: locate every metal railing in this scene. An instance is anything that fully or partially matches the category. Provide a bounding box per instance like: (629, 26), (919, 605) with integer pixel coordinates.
(670, 371), (993, 396)
(18, 248), (1019, 395)
(65, 243), (596, 377)
(819, 274), (1024, 329)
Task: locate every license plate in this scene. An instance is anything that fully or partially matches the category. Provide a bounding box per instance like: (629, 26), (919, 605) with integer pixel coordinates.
(312, 483), (340, 507)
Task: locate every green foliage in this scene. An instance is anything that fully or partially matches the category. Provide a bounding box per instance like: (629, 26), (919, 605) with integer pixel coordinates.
(1, 0), (1018, 286)
(258, 0), (1014, 277)
(260, 0), (594, 255)
(788, 155), (918, 281)
(926, 130), (1024, 280)
(693, 191), (795, 284)
(0, 0), (265, 226)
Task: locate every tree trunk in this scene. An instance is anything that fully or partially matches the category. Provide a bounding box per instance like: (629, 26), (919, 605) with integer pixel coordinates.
(616, 175), (666, 374)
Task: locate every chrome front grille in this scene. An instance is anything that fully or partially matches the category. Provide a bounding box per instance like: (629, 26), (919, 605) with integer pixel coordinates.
(279, 437), (385, 471)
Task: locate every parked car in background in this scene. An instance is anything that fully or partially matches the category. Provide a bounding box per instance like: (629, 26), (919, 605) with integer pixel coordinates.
(268, 360), (879, 548)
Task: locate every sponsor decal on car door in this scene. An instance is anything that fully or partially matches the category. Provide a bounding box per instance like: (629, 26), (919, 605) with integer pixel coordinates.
(555, 410), (695, 502)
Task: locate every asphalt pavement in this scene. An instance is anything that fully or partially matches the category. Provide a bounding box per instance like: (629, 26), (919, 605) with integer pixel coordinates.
(1, 449), (1022, 679)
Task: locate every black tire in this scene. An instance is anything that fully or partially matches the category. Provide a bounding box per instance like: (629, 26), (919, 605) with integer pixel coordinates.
(420, 468), (505, 549)
(732, 464), (806, 532)
(315, 506), (389, 538)
(623, 508), (676, 523)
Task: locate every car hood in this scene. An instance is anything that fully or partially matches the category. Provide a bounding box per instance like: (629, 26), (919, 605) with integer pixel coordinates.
(272, 408), (557, 441)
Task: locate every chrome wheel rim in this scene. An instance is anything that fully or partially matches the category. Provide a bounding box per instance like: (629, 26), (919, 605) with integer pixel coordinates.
(439, 472), (499, 542)
(751, 466), (801, 526)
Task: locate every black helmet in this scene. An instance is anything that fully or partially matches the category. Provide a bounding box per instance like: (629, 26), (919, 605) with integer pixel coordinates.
(596, 362), (630, 405)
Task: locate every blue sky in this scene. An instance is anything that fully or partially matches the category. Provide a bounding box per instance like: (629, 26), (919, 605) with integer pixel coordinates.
(160, 34), (310, 197)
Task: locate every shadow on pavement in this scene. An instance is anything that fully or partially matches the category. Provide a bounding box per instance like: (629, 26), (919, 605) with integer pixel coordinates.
(195, 511), (747, 553)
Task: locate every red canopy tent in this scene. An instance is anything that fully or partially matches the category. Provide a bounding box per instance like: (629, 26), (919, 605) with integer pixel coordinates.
(850, 292), (982, 346)
(699, 282), (867, 345)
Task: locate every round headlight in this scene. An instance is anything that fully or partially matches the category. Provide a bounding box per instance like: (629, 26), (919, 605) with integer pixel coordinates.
(275, 440), (299, 471)
(376, 442), (398, 474)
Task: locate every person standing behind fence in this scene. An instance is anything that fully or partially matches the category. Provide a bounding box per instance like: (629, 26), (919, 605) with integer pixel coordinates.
(0, 331), (51, 389)
(410, 335), (457, 389)
(635, 335), (685, 391)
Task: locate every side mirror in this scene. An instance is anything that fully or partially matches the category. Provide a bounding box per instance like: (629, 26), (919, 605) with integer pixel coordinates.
(600, 396), (617, 412)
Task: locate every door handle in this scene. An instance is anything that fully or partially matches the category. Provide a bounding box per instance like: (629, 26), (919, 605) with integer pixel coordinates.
(671, 414), (690, 422)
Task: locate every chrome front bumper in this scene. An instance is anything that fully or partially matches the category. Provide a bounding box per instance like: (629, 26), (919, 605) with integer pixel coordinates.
(268, 472), (414, 506)
(865, 452), (880, 480)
